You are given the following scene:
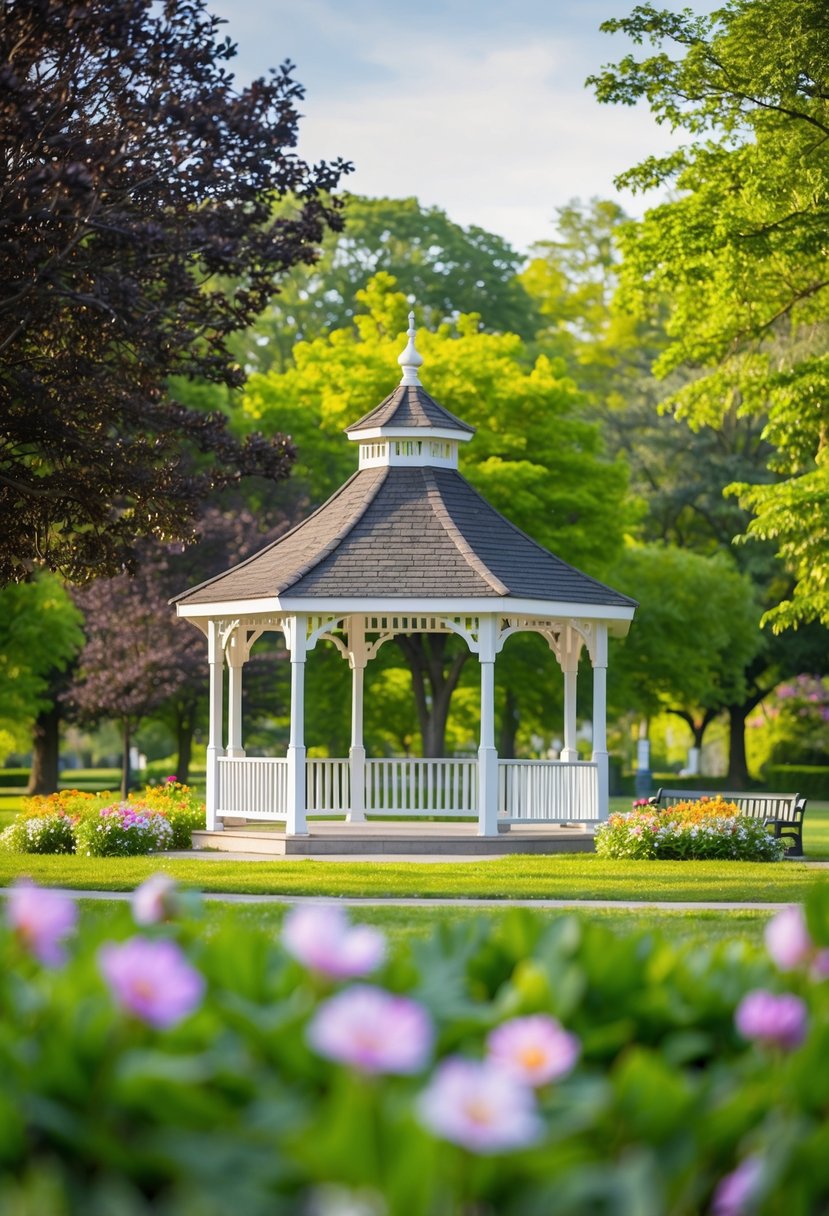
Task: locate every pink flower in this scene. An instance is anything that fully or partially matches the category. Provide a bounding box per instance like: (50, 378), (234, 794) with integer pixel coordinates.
(417, 1058), (543, 1154)
(282, 904), (386, 979)
(486, 1015), (580, 1087)
(307, 985), (432, 1075)
(765, 905), (813, 971)
(712, 1155), (763, 1216)
(132, 873), (178, 926)
(735, 989), (807, 1051)
(99, 937), (205, 1029)
(6, 879), (77, 965)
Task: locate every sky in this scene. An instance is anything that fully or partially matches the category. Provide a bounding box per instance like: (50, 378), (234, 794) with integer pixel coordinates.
(208, 0), (711, 255)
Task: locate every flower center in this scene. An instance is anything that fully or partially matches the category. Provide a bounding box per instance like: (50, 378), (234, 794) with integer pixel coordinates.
(518, 1046), (546, 1070)
(463, 1098), (495, 1127)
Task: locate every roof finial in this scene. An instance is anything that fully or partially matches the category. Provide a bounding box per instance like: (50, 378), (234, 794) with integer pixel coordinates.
(398, 309), (423, 386)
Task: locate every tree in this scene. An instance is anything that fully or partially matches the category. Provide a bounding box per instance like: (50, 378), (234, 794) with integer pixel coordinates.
(0, 0), (349, 585)
(0, 576), (83, 787)
(589, 0), (829, 629)
(241, 274), (630, 755)
(233, 194), (540, 374)
(608, 545), (762, 776)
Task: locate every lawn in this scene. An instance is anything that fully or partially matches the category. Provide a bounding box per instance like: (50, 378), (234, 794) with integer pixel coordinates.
(1, 850), (826, 901)
(75, 897), (774, 949)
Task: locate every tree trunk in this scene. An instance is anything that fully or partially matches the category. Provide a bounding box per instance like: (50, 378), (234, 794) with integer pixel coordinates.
(121, 718), (131, 799)
(175, 708), (194, 785)
(727, 704), (750, 788)
(394, 634), (471, 758)
(27, 704), (61, 795)
(498, 685), (519, 758)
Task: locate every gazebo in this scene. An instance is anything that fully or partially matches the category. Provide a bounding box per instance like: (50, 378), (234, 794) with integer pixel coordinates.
(173, 315), (636, 839)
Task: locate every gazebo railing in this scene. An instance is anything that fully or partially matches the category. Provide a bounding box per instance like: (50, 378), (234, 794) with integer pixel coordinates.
(499, 760), (599, 822)
(217, 756), (288, 820)
(214, 756), (599, 823)
(365, 758), (478, 817)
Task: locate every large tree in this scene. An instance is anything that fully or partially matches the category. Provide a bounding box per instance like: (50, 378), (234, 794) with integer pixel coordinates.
(0, 0), (348, 585)
(589, 0), (829, 630)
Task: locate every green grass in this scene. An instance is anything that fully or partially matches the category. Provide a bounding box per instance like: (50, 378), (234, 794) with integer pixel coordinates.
(74, 897), (773, 948)
(1, 850), (826, 901)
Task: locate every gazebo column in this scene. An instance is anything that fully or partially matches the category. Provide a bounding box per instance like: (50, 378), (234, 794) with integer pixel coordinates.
(205, 619), (225, 832)
(286, 615), (308, 836)
(347, 616), (367, 824)
(477, 616), (499, 837)
(225, 634), (246, 759)
(591, 623), (609, 820)
(560, 626), (581, 763)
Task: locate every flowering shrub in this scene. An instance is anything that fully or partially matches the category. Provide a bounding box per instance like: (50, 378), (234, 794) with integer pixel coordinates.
(596, 798), (787, 861)
(0, 813), (76, 854)
(2, 880), (829, 1213)
(128, 780), (206, 847)
(74, 802), (174, 856)
(22, 788), (110, 819)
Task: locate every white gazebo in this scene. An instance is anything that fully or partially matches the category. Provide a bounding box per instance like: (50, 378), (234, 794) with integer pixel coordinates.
(173, 315), (636, 838)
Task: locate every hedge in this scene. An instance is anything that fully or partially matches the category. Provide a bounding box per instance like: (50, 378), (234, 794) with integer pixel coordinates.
(764, 765), (829, 801)
(0, 769), (30, 789)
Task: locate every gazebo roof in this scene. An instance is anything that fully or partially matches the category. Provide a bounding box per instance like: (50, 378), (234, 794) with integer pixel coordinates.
(173, 463), (635, 609)
(174, 312), (636, 621)
(345, 384), (475, 437)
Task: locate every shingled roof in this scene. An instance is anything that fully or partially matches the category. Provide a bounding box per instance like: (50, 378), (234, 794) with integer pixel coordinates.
(345, 384), (475, 436)
(173, 466), (636, 608)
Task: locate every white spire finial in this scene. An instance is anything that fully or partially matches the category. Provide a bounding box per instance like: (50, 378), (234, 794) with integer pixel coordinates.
(398, 309), (423, 386)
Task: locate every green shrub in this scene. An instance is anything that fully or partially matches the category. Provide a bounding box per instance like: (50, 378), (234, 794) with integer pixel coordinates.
(2, 880), (829, 1214)
(0, 768), (30, 788)
(765, 764), (829, 801)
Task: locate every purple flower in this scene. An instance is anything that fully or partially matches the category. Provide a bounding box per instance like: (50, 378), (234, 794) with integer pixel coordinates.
(735, 989), (807, 1051)
(99, 937), (205, 1029)
(712, 1155), (763, 1216)
(282, 904), (386, 979)
(417, 1057), (544, 1154)
(307, 984), (433, 1075)
(132, 873), (179, 926)
(6, 879), (77, 965)
(765, 905), (813, 971)
(486, 1015), (580, 1087)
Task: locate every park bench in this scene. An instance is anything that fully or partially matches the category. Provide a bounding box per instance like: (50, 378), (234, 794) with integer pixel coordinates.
(648, 788), (807, 857)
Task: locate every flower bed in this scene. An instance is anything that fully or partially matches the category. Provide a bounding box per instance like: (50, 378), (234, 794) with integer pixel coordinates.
(2, 878), (829, 1212)
(596, 797), (787, 861)
(0, 782), (205, 856)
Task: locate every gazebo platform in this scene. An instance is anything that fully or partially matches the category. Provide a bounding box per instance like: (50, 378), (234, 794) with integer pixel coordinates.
(192, 821), (596, 856)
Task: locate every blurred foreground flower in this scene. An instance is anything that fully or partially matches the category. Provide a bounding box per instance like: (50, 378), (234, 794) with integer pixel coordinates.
(712, 1154), (763, 1216)
(487, 1014), (580, 1087)
(307, 984), (432, 1075)
(99, 937), (205, 1029)
(735, 989), (807, 1051)
(283, 903), (386, 979)
(765, 904), (829, 978)
(6, 879), (77, 965)
(132, 873), (179, 925)
(417, 1057), (543, 1154)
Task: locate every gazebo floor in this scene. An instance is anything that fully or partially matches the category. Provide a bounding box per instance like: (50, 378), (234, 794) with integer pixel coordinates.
(192, 821), (596, 857)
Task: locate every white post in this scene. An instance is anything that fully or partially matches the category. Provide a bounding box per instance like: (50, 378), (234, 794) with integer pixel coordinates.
(560, 626), (581, 763)
(348, 616), (366, 823)
(286, 615), (307, 836)
(226, 635), (246, 759)
(591, 623), (609, 820)
(477, 616), (499, 836)
(206, 619), (225, 831)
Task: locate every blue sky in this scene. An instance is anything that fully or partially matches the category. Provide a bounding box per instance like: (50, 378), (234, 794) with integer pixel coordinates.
(209, 0), (713, 253)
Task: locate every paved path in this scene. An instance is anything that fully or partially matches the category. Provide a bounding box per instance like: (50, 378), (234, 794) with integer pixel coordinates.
(1, 888), (789, 911)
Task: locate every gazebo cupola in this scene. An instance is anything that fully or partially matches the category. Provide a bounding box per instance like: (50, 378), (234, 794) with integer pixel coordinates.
(347, 312), (474, 471)
(173, 309), (637, 841)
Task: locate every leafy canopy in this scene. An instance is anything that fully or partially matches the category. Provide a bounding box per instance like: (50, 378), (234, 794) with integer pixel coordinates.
(589, 0), (829, 630)
(0, 0), (349, 584)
